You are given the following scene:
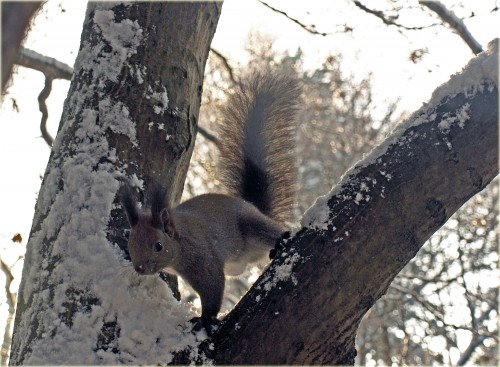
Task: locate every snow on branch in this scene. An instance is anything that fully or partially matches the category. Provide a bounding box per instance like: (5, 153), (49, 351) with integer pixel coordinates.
(207, 40), (498, 365)
(303, 40), (497, 229)
(10, 2), (222, 365)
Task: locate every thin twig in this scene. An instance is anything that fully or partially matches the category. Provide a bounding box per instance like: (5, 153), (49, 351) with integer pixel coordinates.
(16, 47), (74, 147)
(38, 75), (54, 147)
(0, 258), (17, 366)
(258, 0), (334, 36)
(210, 48), (238, 86)
(0, 259), (15, 316)
(197, 125), (219, 146)
(353, 1), (438, 30)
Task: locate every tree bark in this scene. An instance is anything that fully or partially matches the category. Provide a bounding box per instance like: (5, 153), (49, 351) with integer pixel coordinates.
(10, 2), (221, 364)
(207, 42), (498, 365)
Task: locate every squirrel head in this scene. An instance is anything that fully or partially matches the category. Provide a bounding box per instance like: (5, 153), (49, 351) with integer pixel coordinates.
(121, 185), (178, 275)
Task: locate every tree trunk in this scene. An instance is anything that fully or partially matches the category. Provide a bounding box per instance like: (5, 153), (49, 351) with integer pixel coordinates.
(10, 2), (221, 364)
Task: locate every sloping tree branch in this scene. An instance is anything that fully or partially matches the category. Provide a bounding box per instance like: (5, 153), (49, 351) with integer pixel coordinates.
(197, 125), (219, 146)
(201, 41), (498, 365)
(354, 1), (487, 55)
(457, 335), (488, 366)
(420, 1), (483, 55)
(37, 76), (54, 146)
(0, 259), (16, 365)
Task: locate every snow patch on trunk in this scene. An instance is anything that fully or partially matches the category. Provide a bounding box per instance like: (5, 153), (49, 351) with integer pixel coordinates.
(16, 3), (204, 365)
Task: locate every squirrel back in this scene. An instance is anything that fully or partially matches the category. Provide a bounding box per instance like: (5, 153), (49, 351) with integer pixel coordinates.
(217, 73), (300, 224)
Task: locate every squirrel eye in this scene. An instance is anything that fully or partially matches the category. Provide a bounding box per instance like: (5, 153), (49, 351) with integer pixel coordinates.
(153, 242), (164, 253)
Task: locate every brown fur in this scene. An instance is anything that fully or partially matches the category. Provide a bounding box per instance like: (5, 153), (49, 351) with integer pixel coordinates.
(218, 72), (300, 223)
(122, 73), (300, 325)
(124, 193), (283, 321)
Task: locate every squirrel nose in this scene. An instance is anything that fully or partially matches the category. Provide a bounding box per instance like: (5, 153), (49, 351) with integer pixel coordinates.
(135, 264), (145, 274)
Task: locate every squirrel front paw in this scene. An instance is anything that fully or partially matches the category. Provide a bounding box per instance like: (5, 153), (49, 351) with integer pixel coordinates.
(189, 316), (221, 335)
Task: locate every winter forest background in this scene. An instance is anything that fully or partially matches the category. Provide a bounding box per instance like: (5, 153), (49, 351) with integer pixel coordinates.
(0, 0), (498, 365)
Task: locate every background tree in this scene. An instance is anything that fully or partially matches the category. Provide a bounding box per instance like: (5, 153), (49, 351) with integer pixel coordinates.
(356, 179), (498, 365)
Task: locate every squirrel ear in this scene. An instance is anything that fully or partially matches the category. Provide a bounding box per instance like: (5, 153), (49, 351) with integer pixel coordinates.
(160, 208), (177, 238)
(120, 185), (139, 226)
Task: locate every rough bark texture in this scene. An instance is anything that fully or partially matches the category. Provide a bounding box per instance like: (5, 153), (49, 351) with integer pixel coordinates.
(100, 1), (221, 257)
(10, 2), (221, 364)
(208, 83), (498, 364)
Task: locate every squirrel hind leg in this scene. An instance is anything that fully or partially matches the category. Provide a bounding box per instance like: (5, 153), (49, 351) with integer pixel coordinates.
(237, 209), (284, 249)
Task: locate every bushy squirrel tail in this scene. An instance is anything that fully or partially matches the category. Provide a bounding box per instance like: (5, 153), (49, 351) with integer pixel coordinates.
(218, 72), (301, 224)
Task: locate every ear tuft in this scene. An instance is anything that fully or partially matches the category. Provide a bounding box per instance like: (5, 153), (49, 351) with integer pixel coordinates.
(148, 186), (177, 237)
(149, 185), (168, 228)
(120, 184), (139, 226)
(160, 208), (177, 238)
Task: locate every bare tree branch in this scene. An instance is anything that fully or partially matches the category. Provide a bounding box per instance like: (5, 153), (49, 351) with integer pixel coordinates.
(0, 259), (16, 319)
(353, 1), (437, 30)
(0, 258), (17, 365)
(15, 47), (74, 147)
(420, 1), (483, 55)
(38, 75), (53, 146)
(258, 0), (348, 36)
(197, 125), (219, 146)
(457, 335), (487, 366)
(17, 47), (73, 80)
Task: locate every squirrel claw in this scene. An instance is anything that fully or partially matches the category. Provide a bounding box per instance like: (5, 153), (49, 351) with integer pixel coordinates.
(269, 231), (291, 259)
(189, 316), (220, 335)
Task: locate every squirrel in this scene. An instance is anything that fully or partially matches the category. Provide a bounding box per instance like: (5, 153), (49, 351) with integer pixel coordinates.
(121, 72), (300, 330)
